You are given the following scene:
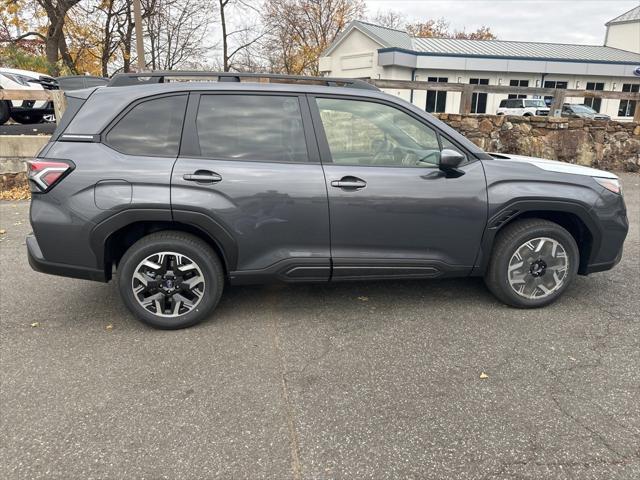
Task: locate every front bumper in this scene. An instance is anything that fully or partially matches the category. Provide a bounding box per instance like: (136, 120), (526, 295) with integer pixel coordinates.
(583, 190), (629, 274)
(11, 101), (55, 114)
(27, 233), (107, 282)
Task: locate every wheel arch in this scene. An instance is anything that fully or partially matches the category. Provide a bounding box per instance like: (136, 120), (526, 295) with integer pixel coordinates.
(476, 201), (599, 276)
(91, 209), (238, 280)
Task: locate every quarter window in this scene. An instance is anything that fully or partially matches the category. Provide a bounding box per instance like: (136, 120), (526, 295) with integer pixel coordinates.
(316, 98), (442, 168)
(106, 95), (187, 156)
(195, 95), (308, 162)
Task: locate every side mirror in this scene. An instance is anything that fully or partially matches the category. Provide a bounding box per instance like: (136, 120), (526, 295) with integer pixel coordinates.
(439, 149), (465, 171)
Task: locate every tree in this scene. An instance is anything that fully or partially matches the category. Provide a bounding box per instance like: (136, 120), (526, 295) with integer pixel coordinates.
(216, 0), (263, 72)
(35, 0), (81, 74)
(406, 18), (497, 40)
(263, 0), (365, 76)
(144, 0), (209, 70)
(370, 9), (405, 30)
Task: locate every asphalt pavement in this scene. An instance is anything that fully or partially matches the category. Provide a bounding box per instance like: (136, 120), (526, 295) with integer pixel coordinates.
(0, 122), (56, 136)
(1, 174), (639, 479)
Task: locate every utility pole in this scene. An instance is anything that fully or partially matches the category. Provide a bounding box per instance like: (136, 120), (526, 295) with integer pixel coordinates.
(133, 0), (146, 71)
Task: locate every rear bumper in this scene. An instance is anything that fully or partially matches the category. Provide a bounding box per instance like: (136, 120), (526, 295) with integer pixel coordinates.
(27, 233), (107, 282)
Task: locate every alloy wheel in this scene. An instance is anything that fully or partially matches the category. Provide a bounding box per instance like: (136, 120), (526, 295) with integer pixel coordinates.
(507, 237), (569, 300)
(131, 251), (205, 317)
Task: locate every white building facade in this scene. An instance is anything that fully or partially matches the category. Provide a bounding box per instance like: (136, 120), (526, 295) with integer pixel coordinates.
(319, 8), (640, 121)
(605, 6), (640, 53)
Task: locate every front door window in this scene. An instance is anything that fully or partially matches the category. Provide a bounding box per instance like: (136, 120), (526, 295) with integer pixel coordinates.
(316, 98), (442, 168)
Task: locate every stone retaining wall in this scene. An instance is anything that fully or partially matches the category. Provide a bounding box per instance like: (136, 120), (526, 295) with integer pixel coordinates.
(435, 114), (640, 172)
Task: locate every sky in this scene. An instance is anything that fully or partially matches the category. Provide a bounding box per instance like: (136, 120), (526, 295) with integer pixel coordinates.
(363, 0), (639, 45)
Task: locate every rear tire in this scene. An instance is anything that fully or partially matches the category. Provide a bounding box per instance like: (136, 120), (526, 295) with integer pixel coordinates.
(117, 231), (224, 329)
(484, 219), (579, 308)
(10, 112), (44, 124)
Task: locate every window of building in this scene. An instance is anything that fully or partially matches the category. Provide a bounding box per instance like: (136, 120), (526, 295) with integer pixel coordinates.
(195, 95), (308, 162)
(618, 83), (639, 117)
(105, 95), (187, 156)
(584, 82), (604, 112)
(469, 78), (489, 113)
(543, 80), (568, 107)
(316, 98), (442, 168)
(426, 77), (448, 113)
(508, 79), (529, 99)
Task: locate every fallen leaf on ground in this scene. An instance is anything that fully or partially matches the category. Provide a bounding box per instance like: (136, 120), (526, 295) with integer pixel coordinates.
(0, 185), (31, 201)
(30, 322), (39, 328)
(479, 372), (489, 379)
(105, 324), (113, 331)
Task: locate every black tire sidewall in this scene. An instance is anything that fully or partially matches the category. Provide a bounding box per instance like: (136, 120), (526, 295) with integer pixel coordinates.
(0, 101), (10, 125)
(118, 234), (223, 329)
(10, 112), (44, 124)
(489, 222), (579, 308)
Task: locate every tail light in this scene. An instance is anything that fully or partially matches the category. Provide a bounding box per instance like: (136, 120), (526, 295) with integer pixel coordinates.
(27, 159), (74, 193)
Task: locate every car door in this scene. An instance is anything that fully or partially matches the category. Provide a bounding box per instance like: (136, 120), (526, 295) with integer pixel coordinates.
(171, 92), (331, 283)
(309, 95), (488, 280)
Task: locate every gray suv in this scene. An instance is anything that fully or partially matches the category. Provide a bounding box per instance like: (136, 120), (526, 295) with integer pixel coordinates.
(27, 72), (628, 329)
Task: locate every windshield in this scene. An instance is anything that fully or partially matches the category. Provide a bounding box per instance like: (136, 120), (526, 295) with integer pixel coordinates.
(524, 99), (547, 108)
(568, 104), (596, 113)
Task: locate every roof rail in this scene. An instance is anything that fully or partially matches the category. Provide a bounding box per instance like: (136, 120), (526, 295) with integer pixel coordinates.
(107, 71), (379, 91)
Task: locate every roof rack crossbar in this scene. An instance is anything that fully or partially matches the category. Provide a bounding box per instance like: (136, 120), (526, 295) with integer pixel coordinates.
(107, 71), (379, 91)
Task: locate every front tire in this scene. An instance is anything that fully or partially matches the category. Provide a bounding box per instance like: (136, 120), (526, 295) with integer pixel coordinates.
(0, 101), (10, 125)
(484, 219), (579, 308)
(118, 231), (224, 329)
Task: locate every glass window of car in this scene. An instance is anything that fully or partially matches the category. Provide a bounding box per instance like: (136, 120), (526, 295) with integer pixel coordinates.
(524, 99), (546, 108)
(195, 95), (308, 163)
(106, 95), (187, 156)
(316, 98), (442, 167)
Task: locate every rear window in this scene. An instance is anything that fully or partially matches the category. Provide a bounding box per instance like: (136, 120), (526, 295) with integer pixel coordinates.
(105, 95), (187, 156)
(195, 94), (308, 163)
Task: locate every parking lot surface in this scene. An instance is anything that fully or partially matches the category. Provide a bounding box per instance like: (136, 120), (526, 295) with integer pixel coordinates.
(0, 123), (56, 136)
(1, 174), (639, 479)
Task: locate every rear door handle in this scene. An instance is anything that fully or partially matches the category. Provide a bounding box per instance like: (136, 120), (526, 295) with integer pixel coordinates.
(183, 171), (222, 184)
(331, 176), (366, 189)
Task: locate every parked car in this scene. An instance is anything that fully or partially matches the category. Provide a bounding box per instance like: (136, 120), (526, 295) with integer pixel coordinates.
(497, 98), (549, 117)
(26, 72), (628, 329)
(562, 103), (611, 120)
(0, 67), (57, 125)
(56, 75), (109, 91)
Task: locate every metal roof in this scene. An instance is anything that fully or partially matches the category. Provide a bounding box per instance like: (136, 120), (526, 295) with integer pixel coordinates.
(606, 5), (640, 25)
(409, 37), (640, 64)
(332, 20), (640, 65)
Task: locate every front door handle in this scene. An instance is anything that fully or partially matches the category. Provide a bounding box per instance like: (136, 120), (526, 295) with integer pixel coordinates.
(331, 176), (366, 189)
(183, 171), (222, 184)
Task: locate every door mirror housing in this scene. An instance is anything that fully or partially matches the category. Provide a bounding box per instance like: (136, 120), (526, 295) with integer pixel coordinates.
(439, 149), (465, 171)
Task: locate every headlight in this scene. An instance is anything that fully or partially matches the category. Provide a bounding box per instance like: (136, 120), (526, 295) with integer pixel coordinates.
(594, 177), (621, 195)
(0, 72), (33, 86)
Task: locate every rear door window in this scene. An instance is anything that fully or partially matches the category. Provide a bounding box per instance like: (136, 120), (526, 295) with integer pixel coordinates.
(105, 95), (187, 156)
(195, 94), (308, 163)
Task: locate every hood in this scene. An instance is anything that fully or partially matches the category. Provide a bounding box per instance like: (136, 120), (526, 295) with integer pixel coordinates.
(489, 153), (618, 180)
